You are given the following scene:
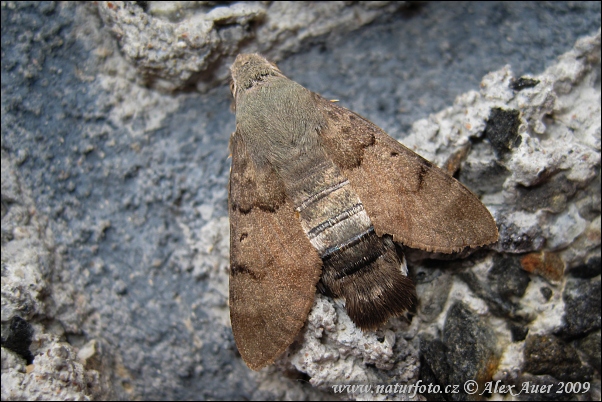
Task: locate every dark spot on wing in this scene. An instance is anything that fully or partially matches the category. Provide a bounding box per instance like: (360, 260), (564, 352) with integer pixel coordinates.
(417, 164), (429, 190)
(231, 263), (263, 281)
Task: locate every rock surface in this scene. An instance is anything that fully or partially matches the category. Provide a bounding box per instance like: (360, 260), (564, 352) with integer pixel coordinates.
(2, 2), (600, 400)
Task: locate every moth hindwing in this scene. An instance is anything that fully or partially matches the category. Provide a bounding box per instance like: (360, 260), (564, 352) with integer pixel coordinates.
(228, 53), (498, 370)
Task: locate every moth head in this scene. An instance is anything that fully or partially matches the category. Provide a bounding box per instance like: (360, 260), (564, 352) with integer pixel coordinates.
(230, 54), (283, 99)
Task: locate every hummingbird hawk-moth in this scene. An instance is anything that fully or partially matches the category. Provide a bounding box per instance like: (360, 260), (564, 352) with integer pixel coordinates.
(228, 54), (498, 370)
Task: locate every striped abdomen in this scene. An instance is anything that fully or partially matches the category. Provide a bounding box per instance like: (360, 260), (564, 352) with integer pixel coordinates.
(283, 153), (415, 330)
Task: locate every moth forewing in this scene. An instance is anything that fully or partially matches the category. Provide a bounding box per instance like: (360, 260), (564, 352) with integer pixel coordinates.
(314, 95), (499, 253)
(228, 132), (322, 370)
(228, 53), (498, 371)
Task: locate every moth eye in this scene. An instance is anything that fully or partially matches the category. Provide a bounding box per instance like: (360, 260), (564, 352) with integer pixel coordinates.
(230, 81), (236, 95)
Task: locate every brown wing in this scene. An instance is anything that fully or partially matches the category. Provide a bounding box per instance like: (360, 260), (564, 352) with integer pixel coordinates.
(228, 133), (322, 371)
(313, 94), (498, 253)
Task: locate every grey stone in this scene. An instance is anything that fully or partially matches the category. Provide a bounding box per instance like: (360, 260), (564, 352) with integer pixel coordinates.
(458, 270), (526, 321)
(574, 330), (601, 373)
(509, 323), (529, 342)
(488, 255), (531, 300)
(280, 293), (420, 392)
(419, 303), (499, 400)
(523, 334), (593, 382)
(567, 255), (602, 279)
(2, 1), (601, 400)
(414, 266), (453, 323)
(512, 374), (572, 401)
(96, 1), (409, 92)
(457, 158), (509, 197)
(444, 303), (499, 384)
(515, 173), (578, 214)
(419, 336), (450, 400)
(539, 286), (553, 301)
(495, 222), (546, 254)
(1, 148), (111, 400)
(558, 277), (601, 339)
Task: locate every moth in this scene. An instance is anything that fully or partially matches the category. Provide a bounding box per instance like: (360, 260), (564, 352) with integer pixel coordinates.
(228, 54), (498, 371)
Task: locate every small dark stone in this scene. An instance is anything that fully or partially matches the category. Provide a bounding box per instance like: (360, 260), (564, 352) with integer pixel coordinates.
(540, 287), (553, 301)
(444, 302), (499, 397)
(523, 334), (593, 382)
(415, 269), (452, 323)
(515, 173), (577, 214)
(419, 336), (449, 401)
(1, 316), (34, 364)
(557, 277), (601, 339)
(489, 255), (531, 299)
(574, 331), (601, 373)
(459, 270), (521, 320)
(420, 304), (501, 400)
(509, 77), (540, 91)
(457, 159), (510, 196)
(136, 1), (149, 12)
(496, 221), (545, 253)
(567, 255), (601, 279)
(113, 279), (128, 295)
(513, 374), (572, 401)
(484, 107), (521, 156)
(510, 323), (529, 342)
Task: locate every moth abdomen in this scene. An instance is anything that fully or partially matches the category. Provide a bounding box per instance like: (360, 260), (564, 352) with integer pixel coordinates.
(333, 244), (415, 330)
(321, 227), (384, 278)
(320, 229), (415, 330)
(306, 203), (366, 240)
(287, 156), (415, 330)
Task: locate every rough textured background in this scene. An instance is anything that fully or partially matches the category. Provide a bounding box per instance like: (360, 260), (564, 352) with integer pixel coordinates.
(1, 1), (600, 401)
